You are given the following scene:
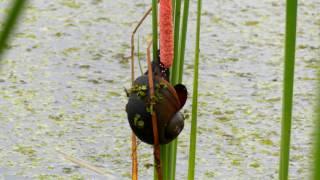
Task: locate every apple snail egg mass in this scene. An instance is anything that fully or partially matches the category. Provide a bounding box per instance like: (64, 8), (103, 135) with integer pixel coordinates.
(126, 75), (187, 145)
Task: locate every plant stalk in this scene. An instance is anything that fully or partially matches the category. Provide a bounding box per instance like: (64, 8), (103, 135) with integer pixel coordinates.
(170, 0), (182, 85)
(0, 0), (28, 60)
(279, 0), (298, 179)
(147, 41), (162, 180)
(188, 0), (202, 179)
(312, 71), (320, 179)
(168, 1), (190, 179)
(152, 0), (159, 63)
(177, 0), (190, 83)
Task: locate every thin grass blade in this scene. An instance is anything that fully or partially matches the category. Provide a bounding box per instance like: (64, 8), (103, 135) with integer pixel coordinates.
(312, 71), (320, 180)
(279, 0), (298, 179)
(188, 0), (202, 179)
(167, 0), (190, 179)
(177, 0), (190, 83)
(152, 0), (158, 62)
(0, 0), (28, 60)
(170, 0), (182, 85)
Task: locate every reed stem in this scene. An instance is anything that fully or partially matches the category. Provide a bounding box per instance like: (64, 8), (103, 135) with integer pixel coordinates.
(147, 41), (163, 180)
(167, 1), (190, 179)
(152, 0), (158, 63)
(312, 71), (320, 180)
(0, 0), (28, 59)
(130, 6), (156, 180)
(177, 0), (190, 83)
(170, 0), (182, 85)
(279, 0), (298, 179)
(187, 0), (202, 179)
(167, 3), (182, 175)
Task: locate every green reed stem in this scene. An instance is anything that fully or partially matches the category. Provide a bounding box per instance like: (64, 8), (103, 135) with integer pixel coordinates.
(312, 72), (320, 180)
(160, 144), (168, 180)
(172, 0), (175, 17)
(168, 140), (177, 180)
(157, 0), (189, 179)
(0, 0), (28, 59)
(164, 1), (182, 179)
(188, 0), (202, 179)
(166, 1), (190, 179)
(167, 1), (190, 179)
(170, 0), (181, 85)
(279, 0), (298, 179)
(177, 0), (190, 83)
(152, 0), (158, 63)
(313, 106), (320, 179)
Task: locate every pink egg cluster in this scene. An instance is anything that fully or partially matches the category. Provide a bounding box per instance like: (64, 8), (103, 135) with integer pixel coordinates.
(160, 0), (173, 68)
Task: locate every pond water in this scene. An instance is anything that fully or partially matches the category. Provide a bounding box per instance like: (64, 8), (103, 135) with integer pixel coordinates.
(0, 0), (319, 179)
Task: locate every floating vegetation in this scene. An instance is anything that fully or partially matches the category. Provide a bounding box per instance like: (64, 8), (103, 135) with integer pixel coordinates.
(0, 0), (317, 179)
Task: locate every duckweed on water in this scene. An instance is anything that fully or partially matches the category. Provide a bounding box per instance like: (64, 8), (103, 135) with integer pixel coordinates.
(14, 145), (36, 157)
(60, 0), (81, 9)
(0, 0), (317, 179)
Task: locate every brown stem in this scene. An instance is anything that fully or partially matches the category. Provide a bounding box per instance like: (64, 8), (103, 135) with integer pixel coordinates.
(131, 7), (152, 83)
(131, 133), (138, 180)
(130, 6), (153, 180)
(131, 1), (159, 80)
(147, 41), (162, 180)
(130, 2), (160, 180)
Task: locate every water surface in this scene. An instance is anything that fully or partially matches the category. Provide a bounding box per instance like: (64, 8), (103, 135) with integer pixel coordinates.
(0, 0), (319, 179)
